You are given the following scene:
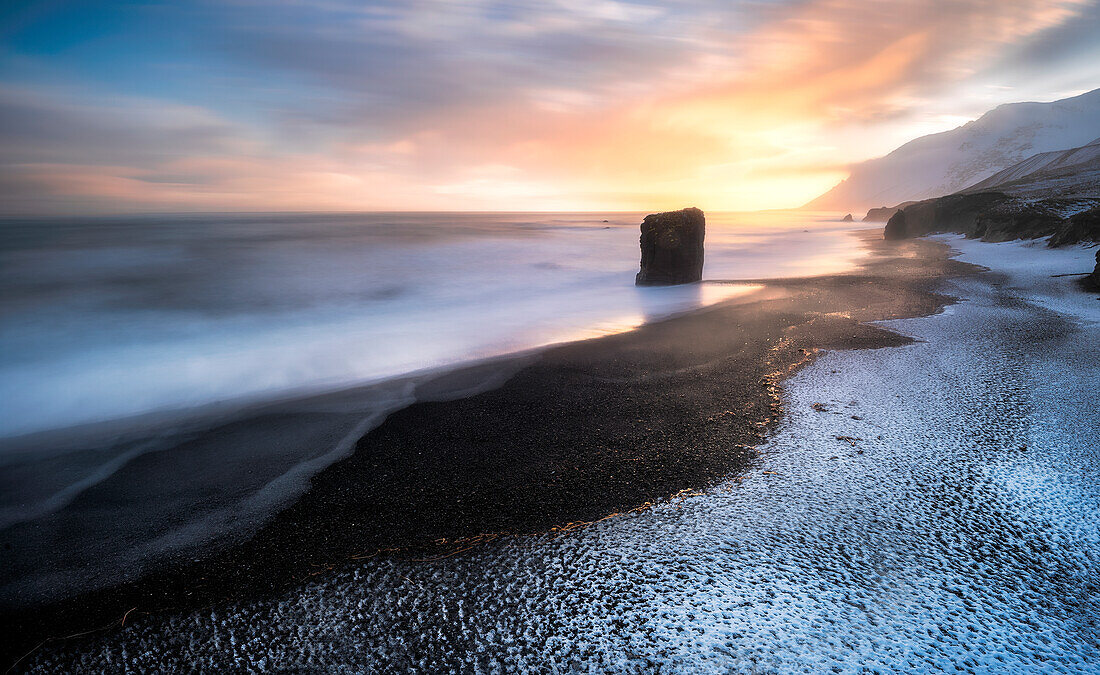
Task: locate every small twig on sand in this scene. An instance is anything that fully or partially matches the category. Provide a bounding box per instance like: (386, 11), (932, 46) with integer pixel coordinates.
(407, 536), (500, 562)
(6, 607), (138, 673)
(349, 546), (401, 561)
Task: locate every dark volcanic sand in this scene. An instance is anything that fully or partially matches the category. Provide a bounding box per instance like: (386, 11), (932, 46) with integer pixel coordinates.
(2, 233), (975, 668)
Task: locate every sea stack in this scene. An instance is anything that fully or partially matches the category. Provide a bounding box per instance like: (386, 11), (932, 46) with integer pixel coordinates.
(635, 207), (705, 286)
(842, 213), (854, 222)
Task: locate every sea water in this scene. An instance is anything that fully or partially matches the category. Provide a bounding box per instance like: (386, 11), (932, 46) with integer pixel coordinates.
(0, 210), (873, 605)
(0, 210), (868, 440)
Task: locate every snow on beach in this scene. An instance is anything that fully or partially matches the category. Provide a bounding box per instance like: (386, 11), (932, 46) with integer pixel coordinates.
(26, 238), (1100, 672)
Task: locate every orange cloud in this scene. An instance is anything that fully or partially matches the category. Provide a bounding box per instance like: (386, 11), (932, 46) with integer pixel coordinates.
(2, 0), (1093, 214)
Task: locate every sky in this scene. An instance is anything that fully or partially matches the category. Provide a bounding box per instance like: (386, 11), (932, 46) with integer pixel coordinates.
(1, 0), (1098, 214)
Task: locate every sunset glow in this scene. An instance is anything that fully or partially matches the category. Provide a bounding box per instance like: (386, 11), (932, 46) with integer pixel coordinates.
(2, 0), (1098, 214)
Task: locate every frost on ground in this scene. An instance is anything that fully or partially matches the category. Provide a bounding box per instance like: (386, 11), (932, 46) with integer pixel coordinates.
(27, 239), (1100, 674)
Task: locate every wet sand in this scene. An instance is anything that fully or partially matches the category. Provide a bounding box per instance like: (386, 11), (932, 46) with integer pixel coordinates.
(2, 232), (975, 668)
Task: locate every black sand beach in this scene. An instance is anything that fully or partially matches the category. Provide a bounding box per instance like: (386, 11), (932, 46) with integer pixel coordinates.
(2, 232), (977, 668)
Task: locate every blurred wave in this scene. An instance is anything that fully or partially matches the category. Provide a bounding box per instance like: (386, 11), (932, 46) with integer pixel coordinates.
(0, 210), (868, 440)
(0, 210), (873, 606)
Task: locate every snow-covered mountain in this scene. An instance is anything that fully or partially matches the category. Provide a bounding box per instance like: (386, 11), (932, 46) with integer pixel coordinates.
(805, 88), (1100, 211)
(961, 137), (1100, 198)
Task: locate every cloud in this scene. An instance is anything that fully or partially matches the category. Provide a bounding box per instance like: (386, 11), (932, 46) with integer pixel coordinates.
(206, 0), (700, 132)
(0, 87), (251, 166)
(1, 0), (1096, 213)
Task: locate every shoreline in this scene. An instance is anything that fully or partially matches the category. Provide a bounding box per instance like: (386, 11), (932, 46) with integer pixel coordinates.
(16, 231), (1100, 672)
(2, 230), (975, 667)
(0, 281), (770, 457)
(0, 286), (777, 609)
(1, 210), (865, 444)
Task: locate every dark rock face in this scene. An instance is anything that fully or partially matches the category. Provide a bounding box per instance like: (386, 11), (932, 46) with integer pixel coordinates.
(972, 202), (1063, 242)
(636, 207), (705, 286)
(1049, 206), (1100, 247)
(882, 192), (1100, 255)
(927, 192), (1010, 237)
(1084, 250), (1100, 292)
(881, 192), (1010, 240)
(842, 213), (854, 222)
(883, 210), (907, 240)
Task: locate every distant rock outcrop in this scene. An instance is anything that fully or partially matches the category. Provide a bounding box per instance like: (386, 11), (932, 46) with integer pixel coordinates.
(842, 213), (854, 222)
(863, 204), (912, 222)
(635, 208), (705, 286)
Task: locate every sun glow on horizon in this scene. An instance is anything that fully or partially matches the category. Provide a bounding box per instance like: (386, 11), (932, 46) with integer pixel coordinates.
(1, 0), (1097, 215)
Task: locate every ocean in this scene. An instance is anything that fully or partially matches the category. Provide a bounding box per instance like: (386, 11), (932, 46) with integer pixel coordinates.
(0, 210), (869, 440)
(0, 210), (873, 605)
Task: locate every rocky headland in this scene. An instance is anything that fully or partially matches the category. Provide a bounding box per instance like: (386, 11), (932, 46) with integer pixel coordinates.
(862, 204), (914, 222)
(883, 193), (1099, 246)
(879, 137), (1100, 253)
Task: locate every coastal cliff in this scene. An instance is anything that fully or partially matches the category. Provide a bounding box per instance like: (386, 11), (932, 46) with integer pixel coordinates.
(880, 137), (1100, 249)
(864, 206), (899, 222)
(883, 194), (1099, 247)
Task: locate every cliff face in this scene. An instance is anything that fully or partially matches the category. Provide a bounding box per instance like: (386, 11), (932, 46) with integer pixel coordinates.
(635, 208), (705, 286)
(1049, 206), (1100, 248)
(883, 210), (907, 240)
(972, 203), (1064, 243)
(878, 138), (1100, 246)
(868, 113), (1100, 295)
(883, 192), (1010, 239)
(1084, 250), (1100, 292)
(884, 196), (1100, 248)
